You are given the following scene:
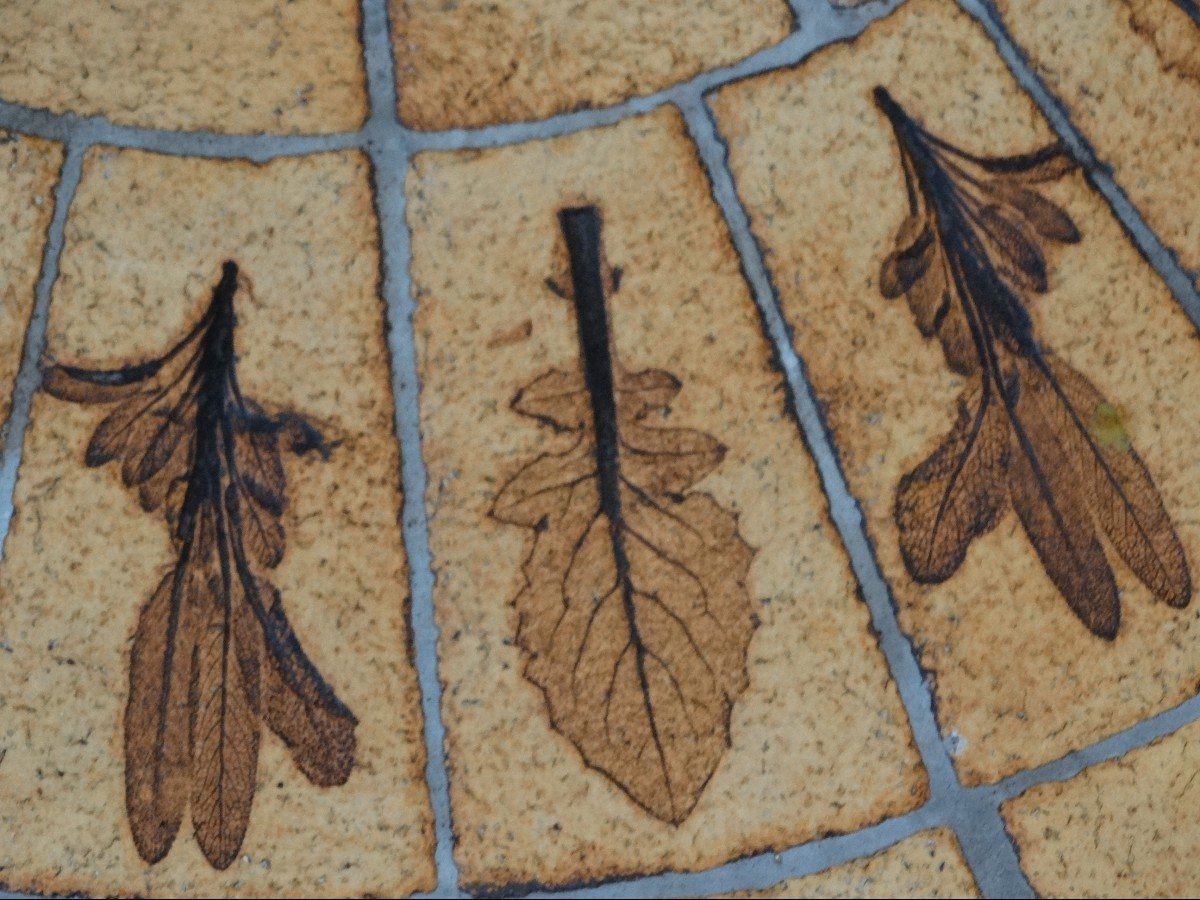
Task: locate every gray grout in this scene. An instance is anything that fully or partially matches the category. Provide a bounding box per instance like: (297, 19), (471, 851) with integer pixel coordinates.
(0, 0), (1198, 897)
(957, 0), (1200, 330)
(530, 806), (937, 899)
(0, 99), (364, 162)
(0, 139), (86, 559)
(677, 91), (1034, 899)
(358, 0), (462, 897)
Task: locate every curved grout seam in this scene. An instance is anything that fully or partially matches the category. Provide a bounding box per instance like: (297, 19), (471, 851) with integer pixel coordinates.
(0, 2), (903, 162)
(0, 0), (1196, 897)
(528, 806), (938, 899)
(957, 0), (1200, 330)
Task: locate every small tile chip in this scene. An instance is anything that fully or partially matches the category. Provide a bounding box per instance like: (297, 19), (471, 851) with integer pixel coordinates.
(1004, 720), (1200, 897)
(408, 106), (927, 893)
(710, 0), (1200, 785)
(0, 148), (435, 896)
(0, 133), (60, 432)
(0, 1), (367, 134)
(994, 0), (1200, 286)
(390, 0), (794, 130)
(721, 829), (979, 898)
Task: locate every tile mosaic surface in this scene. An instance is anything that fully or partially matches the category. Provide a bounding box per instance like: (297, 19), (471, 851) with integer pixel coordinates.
(0, 1), (367, 134)
(721, 829), (979, 898)
(390, 0), (793, 129)
(710, 0), (1200, 785)
(0, 0), (1196, 897)
(1004, 719), (1200, 897)
(994, 0), (1200, 288)
(0, 134), (60, 432)
(408, 107), (926, 892)
(0, 148), (434, 897)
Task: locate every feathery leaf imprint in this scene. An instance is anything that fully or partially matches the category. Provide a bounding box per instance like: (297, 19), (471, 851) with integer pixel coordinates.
(43, 261), (357, 868)
(491, 206), (757, 823)
(875, 87), (1190, 639)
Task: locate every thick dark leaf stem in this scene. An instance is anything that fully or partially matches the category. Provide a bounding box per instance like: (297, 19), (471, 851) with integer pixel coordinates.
(559, 205), (672, 806)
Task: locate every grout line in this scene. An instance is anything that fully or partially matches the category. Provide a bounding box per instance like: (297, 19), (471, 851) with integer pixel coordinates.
(0, 0), (1194, 897)
(957, 0), (1200, 329)
(358, 0), (462, 897)
(0, 100), (363, 161)
(1171, 0), (1200, 26)
(676, 92), (1033, 899)
(0, 2), (903, 162)
(529, 806), (937, 899)
(0, 139), (86, 559)
(984, 687), (1200, 804)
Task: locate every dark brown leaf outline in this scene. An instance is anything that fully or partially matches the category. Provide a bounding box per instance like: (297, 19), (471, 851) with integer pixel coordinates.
(875, 86), (1191, 639)
(490, 206), (757, 823)
(43, 261), (357, 869)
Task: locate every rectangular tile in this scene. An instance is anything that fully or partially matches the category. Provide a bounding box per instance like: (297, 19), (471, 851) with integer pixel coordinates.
(0, 1), (367, 133)
(391, 0), (793, 129)
(1004, 718), (1200, 897)
(0, 148), (434, 896)
(710, 0), (1200, 784)
(722, 829), (979, 898)
(408, 106), (927, 892)
(994, 0), (1200, 287)
(0, 133), (60, 429)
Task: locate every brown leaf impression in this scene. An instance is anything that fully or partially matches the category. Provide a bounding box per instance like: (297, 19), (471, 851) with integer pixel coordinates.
(490, 206), (757, 823)
(875, 87), (1191, 639)
(42, 261), (356, 868)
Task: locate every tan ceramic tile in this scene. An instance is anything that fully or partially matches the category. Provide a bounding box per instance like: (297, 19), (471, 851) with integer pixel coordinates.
(0, 133), (60, 430)
(721, 829), (980, 898)
(0, 148), (435, 896)
(408, 106), (927, 892)
(1004, 719), (1200, 897)
(710, 0), (1200, 784)
(994, 0), (1200, 286)
(391, 0), (794, 130)
(0, 1), (366, 134)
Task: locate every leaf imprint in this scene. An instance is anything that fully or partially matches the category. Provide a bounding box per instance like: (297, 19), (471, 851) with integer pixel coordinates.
(876, 87), (1191, 639)
(491, 206), (758, 823)
(43, 261), (357, 869)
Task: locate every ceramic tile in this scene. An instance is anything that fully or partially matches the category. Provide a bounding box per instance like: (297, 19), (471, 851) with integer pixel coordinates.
(0, 147), (435, 897)
(994, 0), (1200, 287)
(1004, 718), (1200, 897)
(408, 105), (927, 892)
(390, 0), (793, 129)
(0, 133), (61, 431)
(0, 1), (367, 134)
(710, 0), (1200, 784)
(721, 829), (979, 898)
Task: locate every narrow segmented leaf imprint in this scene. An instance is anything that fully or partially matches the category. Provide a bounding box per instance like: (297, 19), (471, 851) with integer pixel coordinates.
(875, 87), (1191, 639)
(491, 206), (757, 823)
(43, 261), (357, 869)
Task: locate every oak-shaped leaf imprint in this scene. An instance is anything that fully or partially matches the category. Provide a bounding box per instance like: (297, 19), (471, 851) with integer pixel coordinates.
(491, 206), (757, 823)
(42, 261), (357, 869)
(875, 87), (1191, 639)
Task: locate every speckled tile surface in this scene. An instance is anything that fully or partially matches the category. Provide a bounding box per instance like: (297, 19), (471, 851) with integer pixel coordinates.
(390, 0), (794, 129)
(710, 0), (1200, 785)
(0, 134), (60, 434)
(0, 148), (434, 897)
(993, 0), (1200, 288)
(1004, 719), (1200, 897)
(408, 106), (927, 892)
(721, 829), (979, 898)
(0, 0), (1198, 897)
(0, 1), (367, 134)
